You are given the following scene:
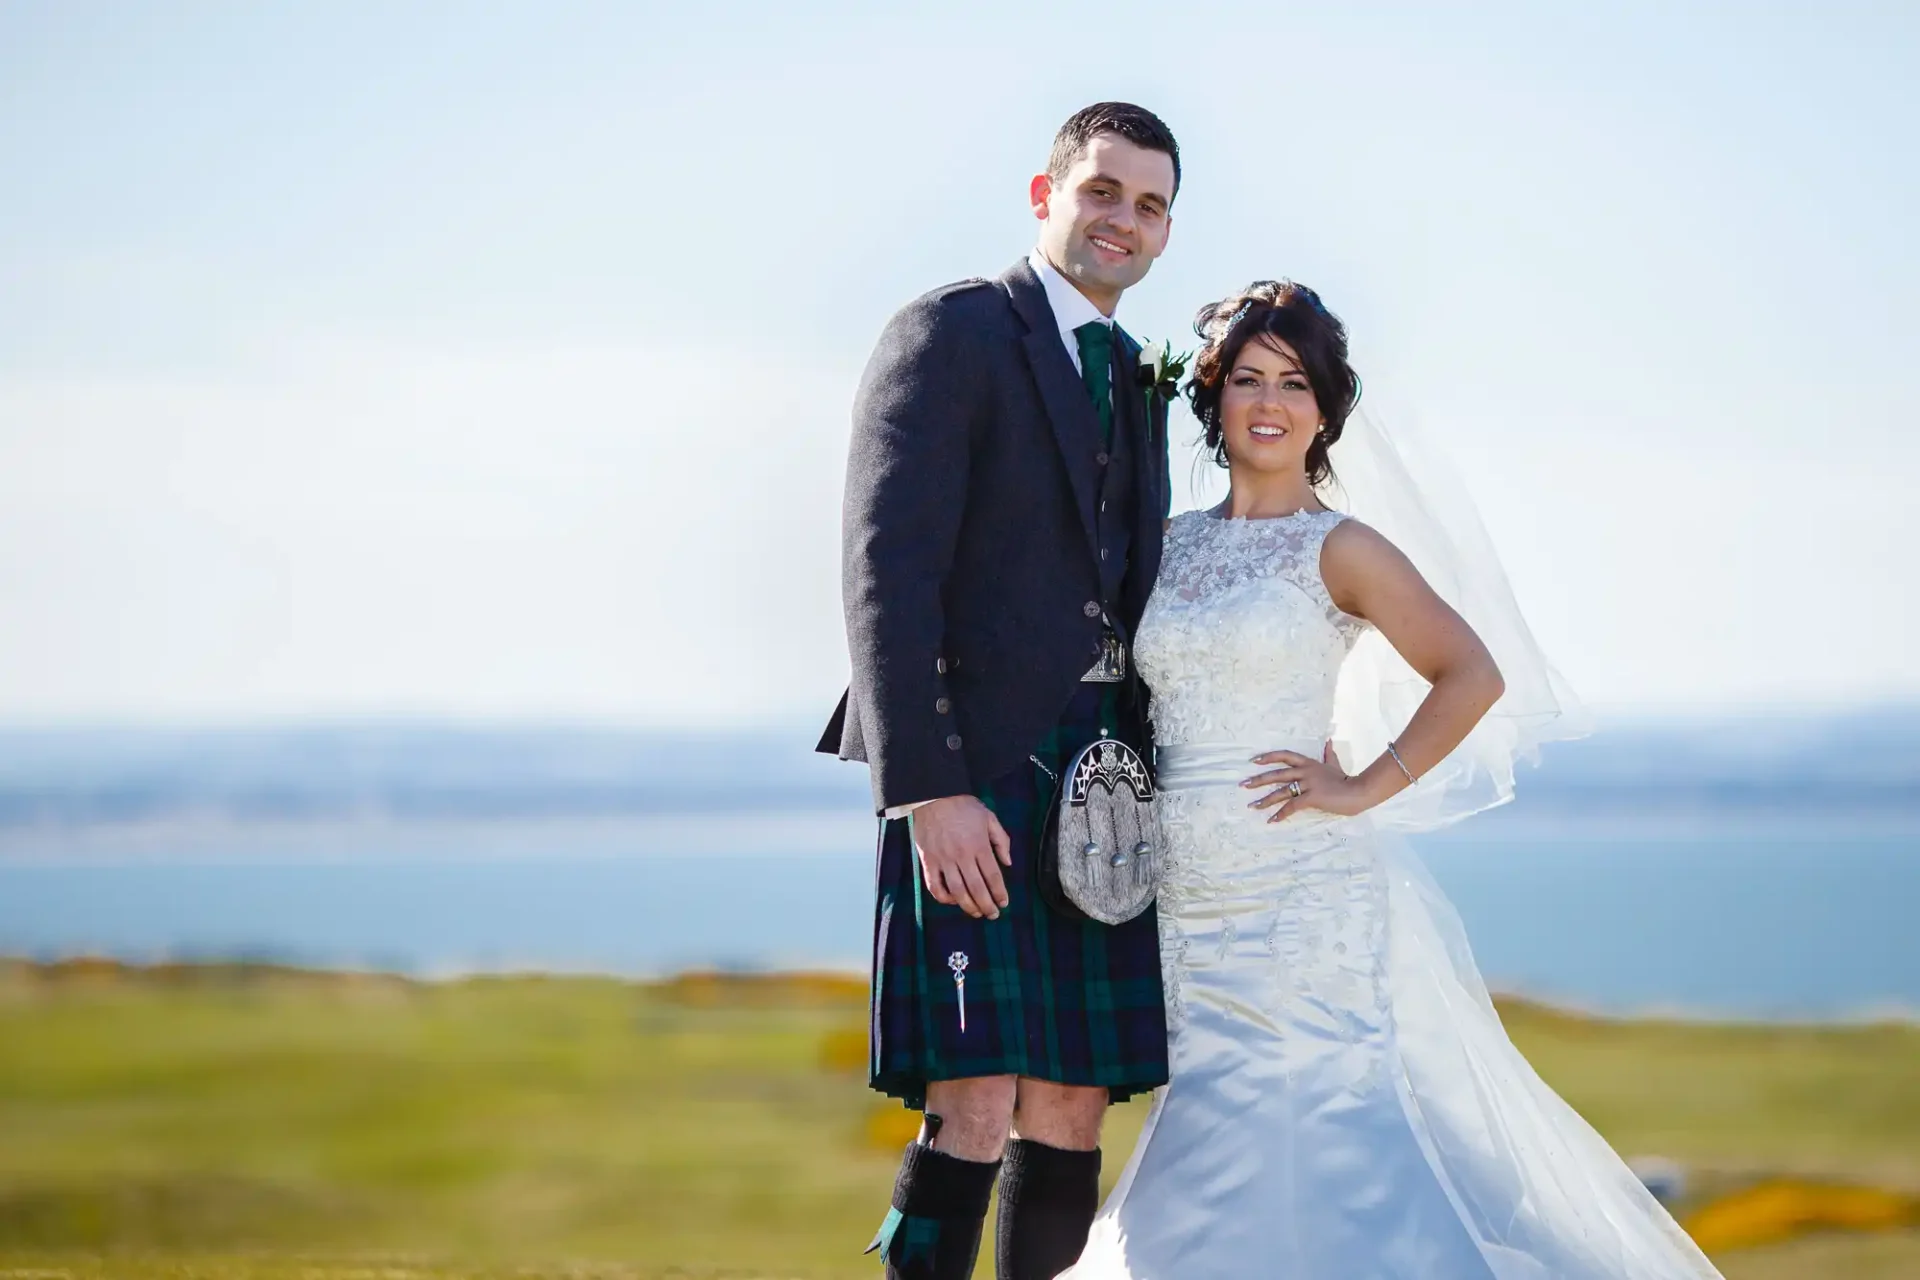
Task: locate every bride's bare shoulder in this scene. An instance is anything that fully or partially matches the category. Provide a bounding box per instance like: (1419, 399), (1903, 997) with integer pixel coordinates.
(1320, 516), (1421, 612)
(1321, 514), (1391, 558)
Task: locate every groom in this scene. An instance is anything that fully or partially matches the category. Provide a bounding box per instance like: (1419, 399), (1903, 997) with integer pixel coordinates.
(818, 103), (1180, 1280)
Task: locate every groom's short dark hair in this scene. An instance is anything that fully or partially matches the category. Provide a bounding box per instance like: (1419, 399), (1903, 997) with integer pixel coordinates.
(1048, 102), (1181, 202)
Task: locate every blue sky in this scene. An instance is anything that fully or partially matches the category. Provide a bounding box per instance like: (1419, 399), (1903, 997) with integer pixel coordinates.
(1, 1), (1915, 724)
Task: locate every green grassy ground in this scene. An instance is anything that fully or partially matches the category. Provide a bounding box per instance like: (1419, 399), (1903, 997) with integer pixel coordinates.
(1, 960), (1915, 1278)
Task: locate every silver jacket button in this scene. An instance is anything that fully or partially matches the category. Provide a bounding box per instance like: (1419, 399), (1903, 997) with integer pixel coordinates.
(1083, 600), (1101, 618)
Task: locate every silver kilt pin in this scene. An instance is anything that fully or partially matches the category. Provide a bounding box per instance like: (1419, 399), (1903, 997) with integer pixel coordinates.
(947, 951), (969, 1032)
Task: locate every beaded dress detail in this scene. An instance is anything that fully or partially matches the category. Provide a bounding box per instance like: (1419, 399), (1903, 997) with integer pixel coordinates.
(1063, 509), (1720, 1280)
(1138, 508), (1366, 747)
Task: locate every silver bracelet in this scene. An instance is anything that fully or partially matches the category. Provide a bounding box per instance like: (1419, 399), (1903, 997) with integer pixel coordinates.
(1386, 740), (1418, 785)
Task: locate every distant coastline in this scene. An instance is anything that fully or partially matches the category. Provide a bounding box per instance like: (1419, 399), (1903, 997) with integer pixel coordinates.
(0, 705), (1916, 834)
(3, 710), (1915, 1024)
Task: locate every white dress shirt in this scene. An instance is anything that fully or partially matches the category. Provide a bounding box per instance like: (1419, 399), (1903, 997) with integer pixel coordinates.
(1028, 248), (1115, 375)
(881, 252), (1120, 820)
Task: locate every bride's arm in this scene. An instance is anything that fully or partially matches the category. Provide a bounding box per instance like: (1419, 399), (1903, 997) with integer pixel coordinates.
(1246, 519), (1505, 820)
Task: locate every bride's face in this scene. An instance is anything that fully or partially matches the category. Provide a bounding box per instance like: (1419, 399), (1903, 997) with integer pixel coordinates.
(1218, 336), (1321, 474)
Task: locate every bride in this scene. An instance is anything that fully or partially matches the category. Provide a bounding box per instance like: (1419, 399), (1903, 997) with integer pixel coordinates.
(1063, 283), (1722, 1278)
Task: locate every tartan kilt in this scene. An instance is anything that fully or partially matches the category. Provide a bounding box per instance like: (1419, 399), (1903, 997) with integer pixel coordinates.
(868, 682), (1169, 1111)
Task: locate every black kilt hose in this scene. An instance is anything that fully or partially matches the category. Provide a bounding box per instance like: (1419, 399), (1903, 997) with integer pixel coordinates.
(869, 683), (1169, 1110)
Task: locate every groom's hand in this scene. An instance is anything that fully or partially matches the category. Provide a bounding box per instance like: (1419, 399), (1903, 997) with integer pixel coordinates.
(911, 796), (1012, 921)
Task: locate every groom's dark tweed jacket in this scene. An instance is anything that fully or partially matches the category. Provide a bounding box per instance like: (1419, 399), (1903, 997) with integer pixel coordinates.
(819, 257), (1171, 812)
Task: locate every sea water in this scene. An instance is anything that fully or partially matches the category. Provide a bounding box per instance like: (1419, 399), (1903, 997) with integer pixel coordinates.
(1, 804), (1914, 1019)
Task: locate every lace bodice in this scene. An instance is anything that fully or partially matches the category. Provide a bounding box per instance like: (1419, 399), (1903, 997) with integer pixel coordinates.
(1134, 508), (1370, 748)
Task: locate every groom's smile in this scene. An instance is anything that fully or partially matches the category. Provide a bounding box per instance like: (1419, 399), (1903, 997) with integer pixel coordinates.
(1030, 132), (1176, 313)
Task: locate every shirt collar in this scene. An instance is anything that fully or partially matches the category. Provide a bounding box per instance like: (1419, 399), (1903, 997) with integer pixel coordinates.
(1029, 249), (1114, 340)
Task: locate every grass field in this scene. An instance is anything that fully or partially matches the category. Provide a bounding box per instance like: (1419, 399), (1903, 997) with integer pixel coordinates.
(1, 959), (1916, 1279)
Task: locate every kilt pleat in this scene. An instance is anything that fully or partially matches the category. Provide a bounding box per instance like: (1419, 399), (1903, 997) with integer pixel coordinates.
(869, 684), (1169, 1110)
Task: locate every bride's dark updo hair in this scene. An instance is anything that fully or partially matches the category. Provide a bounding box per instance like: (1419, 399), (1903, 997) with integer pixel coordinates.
(1186, 281), (1360, 485)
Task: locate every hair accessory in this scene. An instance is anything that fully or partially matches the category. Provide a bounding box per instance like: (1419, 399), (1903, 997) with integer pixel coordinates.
(1216, 297), (1257, 337)
(1214, 281), (1330, 340)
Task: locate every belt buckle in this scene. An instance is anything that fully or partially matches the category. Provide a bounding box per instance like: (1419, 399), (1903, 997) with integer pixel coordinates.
(1081, 628), (1127, 683)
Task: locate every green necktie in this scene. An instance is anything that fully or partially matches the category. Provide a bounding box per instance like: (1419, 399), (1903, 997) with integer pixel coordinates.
(1073, 320), (1115, 447)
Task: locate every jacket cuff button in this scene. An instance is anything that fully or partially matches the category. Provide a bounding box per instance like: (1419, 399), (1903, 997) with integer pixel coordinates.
(946, 734), (963, 751)
(1083, 600), (1101, 618)
(935, 697), (951, 714)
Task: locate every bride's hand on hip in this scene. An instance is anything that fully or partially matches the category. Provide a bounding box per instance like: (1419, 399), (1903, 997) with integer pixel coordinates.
(1244, 742), (1367, 822)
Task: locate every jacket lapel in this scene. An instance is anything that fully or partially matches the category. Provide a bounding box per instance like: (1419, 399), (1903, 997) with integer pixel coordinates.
(1000, 259), (1101, 551)
(1112, 323), (1159, 514)
(1113, 323), (1167, 610)
(1111, 326), (1146, 455)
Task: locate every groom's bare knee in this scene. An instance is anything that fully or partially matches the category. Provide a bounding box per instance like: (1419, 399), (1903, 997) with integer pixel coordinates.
(922, 1075), (1018, 1161)
(1010, 1078), (1106, 1152)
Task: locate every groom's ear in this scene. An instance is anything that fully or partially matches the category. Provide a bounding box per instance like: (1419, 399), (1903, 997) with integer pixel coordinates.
(1029, 173), (1054, 221)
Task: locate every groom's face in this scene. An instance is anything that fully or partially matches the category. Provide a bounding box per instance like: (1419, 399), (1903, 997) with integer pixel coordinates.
(1031, 134), (1176, 306)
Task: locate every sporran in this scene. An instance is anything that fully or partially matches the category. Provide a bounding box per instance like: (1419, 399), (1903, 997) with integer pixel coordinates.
(1036, 738), (1163, 925)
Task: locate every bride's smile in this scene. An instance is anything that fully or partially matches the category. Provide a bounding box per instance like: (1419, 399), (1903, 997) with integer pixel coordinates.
(1219, 336), (1324, 478)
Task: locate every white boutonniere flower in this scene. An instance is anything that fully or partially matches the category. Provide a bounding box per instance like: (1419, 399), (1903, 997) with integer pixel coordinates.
(1135, 339), (1191, 404)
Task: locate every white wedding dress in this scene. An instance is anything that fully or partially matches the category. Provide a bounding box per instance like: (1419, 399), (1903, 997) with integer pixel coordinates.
(1063, 508), (1721, 1279)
